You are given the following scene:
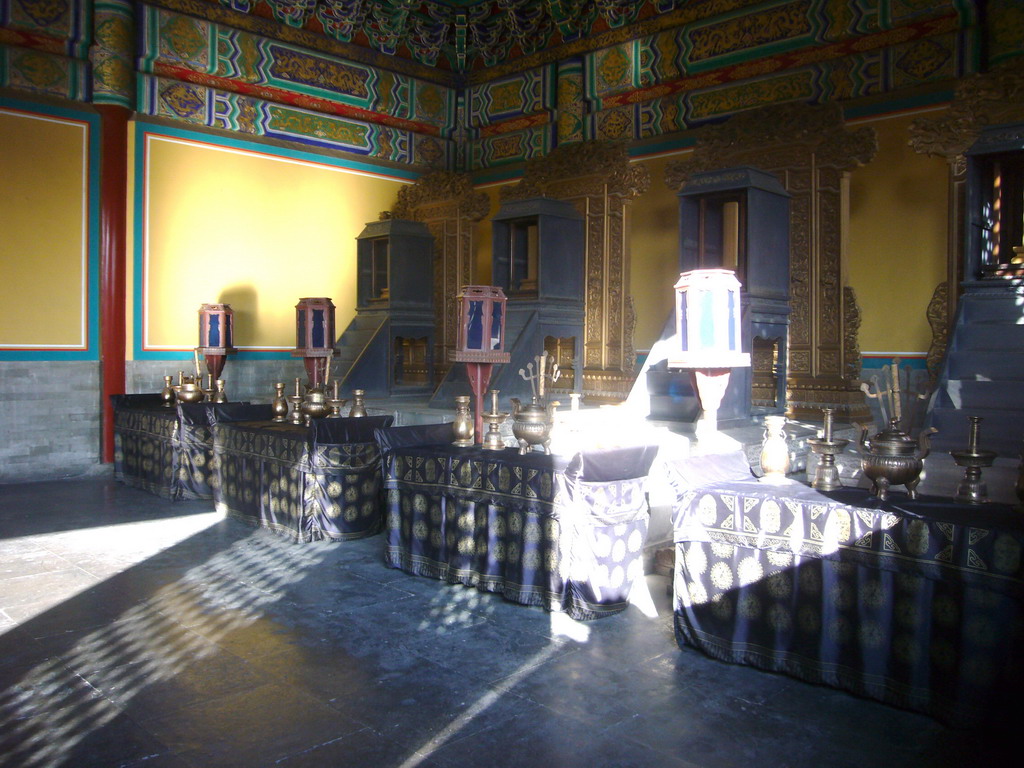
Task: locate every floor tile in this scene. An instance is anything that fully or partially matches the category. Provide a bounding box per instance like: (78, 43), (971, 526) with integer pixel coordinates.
(275, 726), (447, 768)
(427, 696), (701, 768)
(142, 682), (363, 768)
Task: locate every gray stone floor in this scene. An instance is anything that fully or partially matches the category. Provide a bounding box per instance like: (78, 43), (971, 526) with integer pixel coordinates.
(0, 474), (1017, 768)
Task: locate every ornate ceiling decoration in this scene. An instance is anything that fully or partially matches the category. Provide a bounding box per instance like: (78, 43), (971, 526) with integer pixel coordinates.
(216, 0), (684, 75)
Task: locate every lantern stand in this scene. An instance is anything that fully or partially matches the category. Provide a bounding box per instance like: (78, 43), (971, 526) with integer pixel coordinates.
(453, 286), (510, 443)
(196, 303), (237, 383)
(667, 270), (751, 451)
(291, 297), (337, 390)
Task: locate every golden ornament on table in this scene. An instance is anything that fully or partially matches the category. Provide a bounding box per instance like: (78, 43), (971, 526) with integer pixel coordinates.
(271, 382), (289, 422)
(510, 350), (561, 455)
(349, 389), (367, 418)
(481, 390), (508, 451)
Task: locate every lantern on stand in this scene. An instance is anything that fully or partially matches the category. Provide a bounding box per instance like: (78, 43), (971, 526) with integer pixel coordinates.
(668, 269), (750, 449)
(197, 303), (236, 382)
(454, 286), (510, 443)
(292, 297), (336, 390)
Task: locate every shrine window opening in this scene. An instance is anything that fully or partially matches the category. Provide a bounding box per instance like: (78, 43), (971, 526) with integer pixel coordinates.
(979, 153), (1024, 276)
(507, 218), (539, 296)
(696, 194), (747, 281)
(370, 237), (389, 300)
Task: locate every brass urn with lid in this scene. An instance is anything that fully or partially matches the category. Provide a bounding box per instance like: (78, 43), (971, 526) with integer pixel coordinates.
(509, 397), (560, 455)
(855, 418), (936, 500)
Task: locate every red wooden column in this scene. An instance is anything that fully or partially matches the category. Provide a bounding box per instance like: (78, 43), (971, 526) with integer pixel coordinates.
(92, 0), (136, 462)
(98, 104), (129, 463)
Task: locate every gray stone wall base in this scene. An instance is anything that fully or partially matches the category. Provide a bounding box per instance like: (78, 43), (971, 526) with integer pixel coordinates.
(0, 361), (104, 484)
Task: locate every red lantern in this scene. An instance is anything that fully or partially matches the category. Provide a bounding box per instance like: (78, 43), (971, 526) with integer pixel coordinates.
(292, 297), (336, 389)
(454, 286), (510, 443)
(197, 303), (236, 381)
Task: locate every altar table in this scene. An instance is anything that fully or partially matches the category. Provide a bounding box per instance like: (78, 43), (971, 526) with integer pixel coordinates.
(379, 424), (658, 620)
(212, 415), (393, 542)
(671, 476), (1024, 726)
(111, 395), (270, 500)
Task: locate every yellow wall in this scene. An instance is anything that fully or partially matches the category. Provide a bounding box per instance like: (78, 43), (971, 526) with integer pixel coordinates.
(0, 107), (90, 348)
(135, 128), (409, 353)
(848, 111), (949, 355)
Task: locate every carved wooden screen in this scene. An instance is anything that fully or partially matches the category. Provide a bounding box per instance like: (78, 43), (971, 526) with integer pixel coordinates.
(666, 103), (876, 420)
(500, 142), (650, 402)
(390, 172), (489, 380)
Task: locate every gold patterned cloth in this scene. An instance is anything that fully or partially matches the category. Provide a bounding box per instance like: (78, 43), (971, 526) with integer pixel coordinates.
(176, 403), (274, 500)
(112, 395), (179, 499)
(112, 397), (272, 501)
(212, 416), (393, 542)
(670, 477), (1024, 726)
(380, 433), (657, 620)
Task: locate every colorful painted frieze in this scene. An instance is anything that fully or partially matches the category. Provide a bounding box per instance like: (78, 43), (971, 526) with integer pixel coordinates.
(583, 0), (974, 105)
(556, 58), (584, 144)
(468, 123), (551, 170)
(681, 0), (816, 71)
(140, 5), (457, 135)
(92, 0), (135, 107)
(985, 0), (1024, 67)
(582, 27), (969, 143)
(0, 0), (91, 58)
(138, 73), (452, 168)
(466, 65), (555, 129)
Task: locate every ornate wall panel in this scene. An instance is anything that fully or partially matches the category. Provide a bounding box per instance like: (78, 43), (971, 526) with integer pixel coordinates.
(681, 0), (815, 71)
(469, 123), (551, 169)
(499, 141), (650, 402)
(987, 0), (1024, 67)
(0, 43), (88, 99)
(665, 102), (877, 420)
(389, 172), (489, 371)
(0, 0), (91, 58)
(556, 57), (584, 144)
(583, 27), (969, 146)
(466, 65), (555, 129)
(91, 0), (135, 107)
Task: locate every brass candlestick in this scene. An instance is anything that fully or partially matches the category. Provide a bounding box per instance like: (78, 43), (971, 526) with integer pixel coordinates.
(950, 416), (997, 504)
(481, 389), (507, 451)
(326, 380), (347, 418)
(288, 378), (305, 425)
(212, 379), (227, 403)
(807, 408), (849, 491)
(349, 389), (367, 418)
(160, 375), (176, 408)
